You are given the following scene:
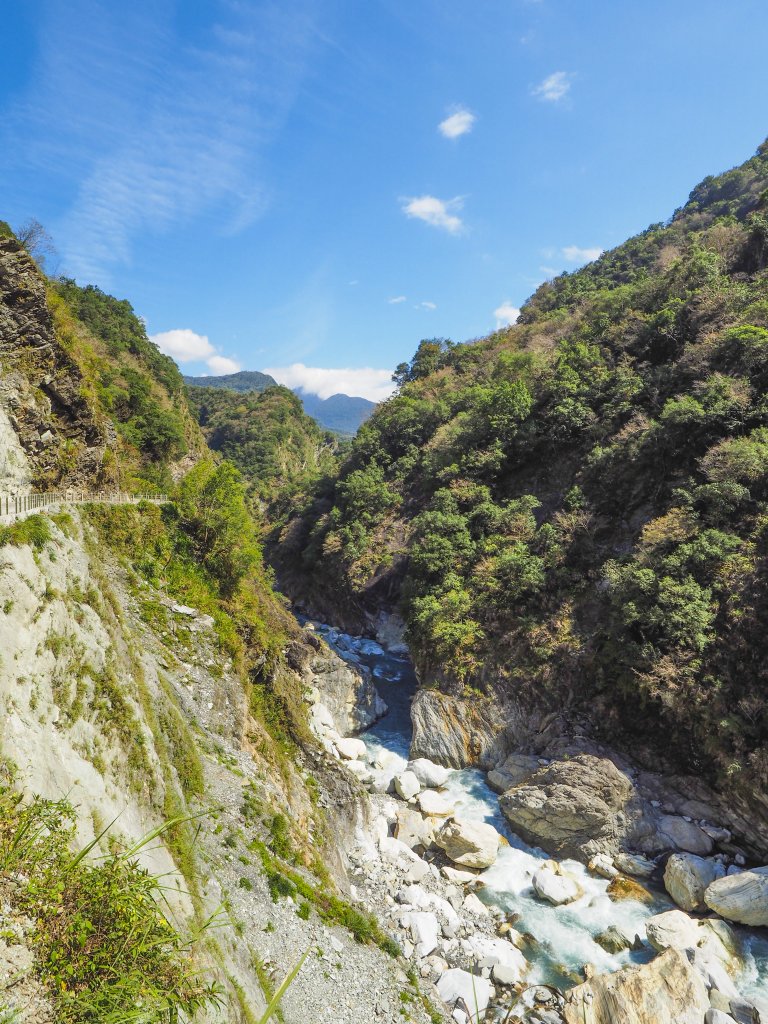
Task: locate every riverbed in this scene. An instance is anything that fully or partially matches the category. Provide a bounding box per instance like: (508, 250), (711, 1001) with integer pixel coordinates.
(311, 620), (768, 1008)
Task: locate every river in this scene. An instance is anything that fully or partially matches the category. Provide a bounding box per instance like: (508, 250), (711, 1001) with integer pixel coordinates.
(311, 620), (768, 1009)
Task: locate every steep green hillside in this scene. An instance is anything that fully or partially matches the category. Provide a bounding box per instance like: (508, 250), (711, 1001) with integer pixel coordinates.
(280, 139), (768, 795)
(50, 278), (204, 489)
(186, 383), (340, 518)
(0, 234), (204, 495)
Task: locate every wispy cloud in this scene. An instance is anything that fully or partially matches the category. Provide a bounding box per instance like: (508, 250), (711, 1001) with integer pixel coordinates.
(494, 302), (520, 327)
(5, 1), (323, 284)
(438, 107), (475, 139)
(263, 363), (395, 402)
(532, 71), (573, 102)
(150, 328), (240, 375)
(562, 245), (603, 264)
(388, 295), (407, 304)
(402, 195), (464, 234)
(417, 301), (437, 310)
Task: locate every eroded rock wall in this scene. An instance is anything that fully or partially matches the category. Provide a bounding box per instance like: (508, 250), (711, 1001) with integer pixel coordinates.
(0, 237), (114, 489)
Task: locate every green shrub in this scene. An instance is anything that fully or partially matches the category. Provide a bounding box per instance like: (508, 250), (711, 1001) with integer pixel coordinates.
(0, 515), (52, 550)
(0, 787), (220, 1023)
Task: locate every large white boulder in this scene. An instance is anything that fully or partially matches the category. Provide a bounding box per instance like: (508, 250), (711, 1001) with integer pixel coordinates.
(408, 758), (451, 788)
(435, 819), (501, 869)
(395, 806), (434, 850)
(462, 934), (527, 982)
(704, 866), (768, 926)
(436, 968), (493, 1021)
(563, 948), (709, 1024)
(406, 910), (440, 958)
(532, 861), (583, 906)
(336, 736), (367, 760)
(646, 911), (742, 976)
(645, 909), (700, 954)
(418, 790), (454, 817)
(395, 771), (421, 801)
(664, 853), (725, 912)
(379, 835), (423, 869)
(462, 892), (489, 916)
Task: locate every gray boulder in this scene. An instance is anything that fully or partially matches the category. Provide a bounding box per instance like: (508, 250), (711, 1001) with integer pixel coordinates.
(498, 754), (635, 860)
(657, 814), (714, 856)
(434, 818), (501, 869)
(487, 753), (541, 793)
(663, 852), (725, 912)
(704, 866), (768, 926)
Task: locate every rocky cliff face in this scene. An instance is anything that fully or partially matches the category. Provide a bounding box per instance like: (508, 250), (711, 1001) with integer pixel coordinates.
(0, 238), (115, 490)
(0, 505), (442, 1023)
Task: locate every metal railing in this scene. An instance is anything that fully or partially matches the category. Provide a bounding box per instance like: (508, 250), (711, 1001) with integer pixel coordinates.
(0, 490), (169, 521)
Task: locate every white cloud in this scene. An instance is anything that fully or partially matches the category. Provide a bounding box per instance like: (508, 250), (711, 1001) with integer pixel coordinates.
(417, 301), (437, 310)
(388, 295), (407, 304)
(438, 108), (475, 139)
(562, 245), (603, 264)
(494, 302), (521, 328)
(532, 71), (573, 102)
(402, 195), (463, 234)
(151, 329), (215, 362)
(263, 363), (395, 403)
(207, 354), (241, 375)
(150, 328), (240, 375)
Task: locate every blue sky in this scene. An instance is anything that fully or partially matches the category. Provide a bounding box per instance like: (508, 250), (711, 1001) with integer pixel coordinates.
(2, 0), (767, 400)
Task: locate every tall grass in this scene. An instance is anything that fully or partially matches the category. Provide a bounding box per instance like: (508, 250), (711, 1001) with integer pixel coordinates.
(0, 787), (220, 1023)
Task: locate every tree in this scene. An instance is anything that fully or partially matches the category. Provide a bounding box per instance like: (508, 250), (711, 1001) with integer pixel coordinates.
(392, 339), (454, 386)
(176, 460), (260, 595)
(15, 218), (57, 270)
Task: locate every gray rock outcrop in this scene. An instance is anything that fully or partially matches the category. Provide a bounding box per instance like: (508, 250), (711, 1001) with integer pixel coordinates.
(305, 637), (387, 736)
(410, 688), (523, 768)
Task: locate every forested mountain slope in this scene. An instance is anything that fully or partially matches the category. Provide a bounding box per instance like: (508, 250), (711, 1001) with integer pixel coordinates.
(186, 383), (339, 518)
(278, 139), (768, 801)
(0, 221), (205, 494)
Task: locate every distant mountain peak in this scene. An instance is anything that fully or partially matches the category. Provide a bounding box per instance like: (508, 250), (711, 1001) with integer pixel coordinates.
(183, 370), (277, 393)
(183, 369), (376, 435)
